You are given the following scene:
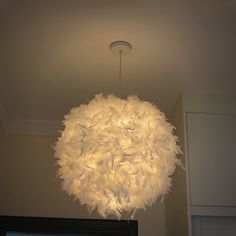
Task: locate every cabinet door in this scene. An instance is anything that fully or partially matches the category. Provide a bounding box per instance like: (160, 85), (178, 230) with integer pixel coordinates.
(186, 113), (236, 207)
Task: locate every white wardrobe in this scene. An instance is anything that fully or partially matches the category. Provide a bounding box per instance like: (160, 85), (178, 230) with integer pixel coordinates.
(165, 95), (236, 236)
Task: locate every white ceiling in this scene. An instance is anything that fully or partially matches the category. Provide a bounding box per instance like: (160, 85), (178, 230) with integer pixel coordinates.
(0, 0), (236, 127)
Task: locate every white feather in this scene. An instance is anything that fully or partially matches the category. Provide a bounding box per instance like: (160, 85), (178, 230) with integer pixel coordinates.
(55, 94), (181, 219)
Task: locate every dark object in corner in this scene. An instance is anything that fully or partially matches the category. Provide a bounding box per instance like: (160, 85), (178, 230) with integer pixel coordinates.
(0, 215), (137, 236)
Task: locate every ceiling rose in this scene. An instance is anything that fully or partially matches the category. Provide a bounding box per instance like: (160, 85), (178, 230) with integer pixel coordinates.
(55, 41), (181, 219)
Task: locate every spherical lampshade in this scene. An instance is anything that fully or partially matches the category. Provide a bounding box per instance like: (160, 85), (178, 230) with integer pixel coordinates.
(55, 94), (181, 219)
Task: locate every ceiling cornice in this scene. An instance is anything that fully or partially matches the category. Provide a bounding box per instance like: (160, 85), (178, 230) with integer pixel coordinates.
(0, 68), (61, 136)
(0, 113), (61, 136)
(0, 100), (61, 137)
(7, 119), (62, 136)
(0, 70), (9, 132)
(0, 100), (8, 132)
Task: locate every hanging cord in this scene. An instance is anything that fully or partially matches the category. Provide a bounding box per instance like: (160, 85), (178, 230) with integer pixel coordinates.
(110, 40), (132, 97)
(118, 50), (122, 97)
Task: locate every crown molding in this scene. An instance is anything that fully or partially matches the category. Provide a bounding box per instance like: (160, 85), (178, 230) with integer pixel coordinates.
(6, 119), (62, 136)
(0, 107), (62, 136)
(0, 100), (8, 132)
(0, 69), (61, 136)
(0, 68), (9, 132)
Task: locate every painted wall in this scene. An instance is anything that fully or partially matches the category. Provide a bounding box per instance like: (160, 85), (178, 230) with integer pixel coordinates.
(0, 124), (4, 148)
(0, 133), (165, 236)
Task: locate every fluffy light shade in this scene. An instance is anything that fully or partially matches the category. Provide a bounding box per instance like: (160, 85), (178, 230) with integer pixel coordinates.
(55, 94), (181, 219)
